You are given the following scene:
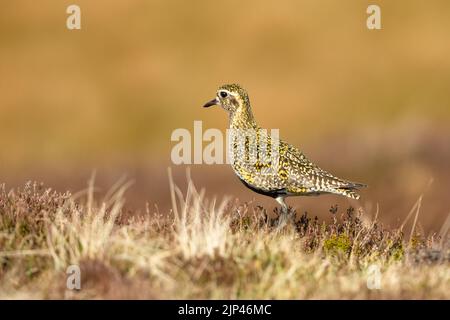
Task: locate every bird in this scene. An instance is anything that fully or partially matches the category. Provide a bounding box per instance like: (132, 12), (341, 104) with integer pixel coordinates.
(203, 83), (366, 221)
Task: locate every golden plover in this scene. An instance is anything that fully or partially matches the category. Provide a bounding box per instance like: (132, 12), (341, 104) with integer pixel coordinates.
(203, 84), (366, 219)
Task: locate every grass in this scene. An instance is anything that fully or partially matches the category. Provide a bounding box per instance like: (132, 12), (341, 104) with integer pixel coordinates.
(0, 171), (449, 299)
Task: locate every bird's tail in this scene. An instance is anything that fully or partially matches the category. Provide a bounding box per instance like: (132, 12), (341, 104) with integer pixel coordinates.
(336, 188), (361, 200)
(335, 181), (367, 200)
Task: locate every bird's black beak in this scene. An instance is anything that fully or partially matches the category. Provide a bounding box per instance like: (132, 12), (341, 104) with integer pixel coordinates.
(203, 98), (218, 108)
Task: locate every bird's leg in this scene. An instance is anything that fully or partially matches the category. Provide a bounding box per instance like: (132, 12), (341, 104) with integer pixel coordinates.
(275, 196), (289, 226)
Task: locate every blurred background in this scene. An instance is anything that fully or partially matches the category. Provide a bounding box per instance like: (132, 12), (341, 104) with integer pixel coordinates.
(1, 0), (449, 232)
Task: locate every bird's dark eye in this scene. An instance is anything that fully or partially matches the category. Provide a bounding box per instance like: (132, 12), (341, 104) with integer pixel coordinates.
(219, 91), (228, 98)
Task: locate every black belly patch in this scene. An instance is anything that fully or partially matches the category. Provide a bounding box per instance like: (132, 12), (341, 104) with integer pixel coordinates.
(238, 179), (288, 198)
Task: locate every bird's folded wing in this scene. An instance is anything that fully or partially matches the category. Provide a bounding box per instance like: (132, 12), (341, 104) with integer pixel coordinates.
(284, 142), (365, 191)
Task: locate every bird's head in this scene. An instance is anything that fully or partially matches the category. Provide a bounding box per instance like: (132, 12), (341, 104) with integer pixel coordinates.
(203, 84), (250, 114)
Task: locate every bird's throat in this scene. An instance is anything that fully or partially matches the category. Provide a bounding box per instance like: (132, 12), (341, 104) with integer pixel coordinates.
(229, 106), (258, 130)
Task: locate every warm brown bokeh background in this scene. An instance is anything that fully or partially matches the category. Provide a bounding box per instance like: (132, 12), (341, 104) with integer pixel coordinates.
(1, 1), (449, 232)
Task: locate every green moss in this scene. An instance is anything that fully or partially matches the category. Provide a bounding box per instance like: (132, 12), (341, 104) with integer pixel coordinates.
(390, 246), (404, 261)
(389, 241), (404, 261)
(323, 234), (352, 256)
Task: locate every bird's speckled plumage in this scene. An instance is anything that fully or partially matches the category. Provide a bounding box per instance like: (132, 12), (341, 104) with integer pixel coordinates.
(204, 84), (366, 215)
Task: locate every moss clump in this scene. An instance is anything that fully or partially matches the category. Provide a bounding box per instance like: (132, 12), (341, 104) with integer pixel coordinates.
(390, 245), (404, 261)
(386, 239), (404, 261)
(323, 234), (352, 256)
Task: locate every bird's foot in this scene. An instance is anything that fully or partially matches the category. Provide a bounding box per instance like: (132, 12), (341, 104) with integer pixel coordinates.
(275, 207), (296, 229)
(276, 213), (289, 229)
